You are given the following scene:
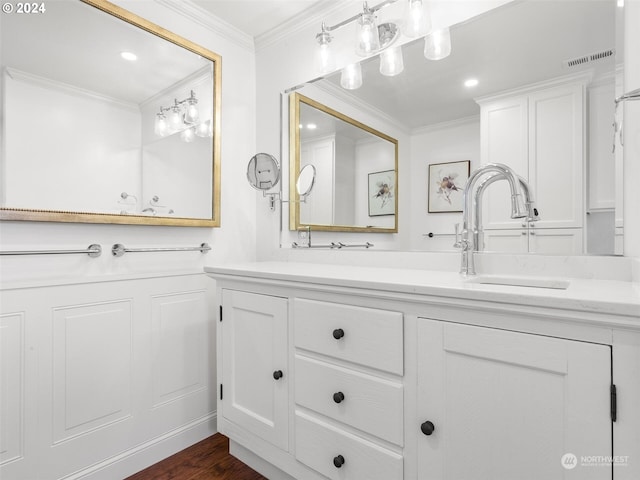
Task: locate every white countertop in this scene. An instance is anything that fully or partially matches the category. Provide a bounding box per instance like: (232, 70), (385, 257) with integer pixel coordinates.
(205, 261), (640, 321)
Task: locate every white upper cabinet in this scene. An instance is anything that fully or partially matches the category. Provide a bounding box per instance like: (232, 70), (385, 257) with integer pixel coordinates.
(479, 79), (586, 232)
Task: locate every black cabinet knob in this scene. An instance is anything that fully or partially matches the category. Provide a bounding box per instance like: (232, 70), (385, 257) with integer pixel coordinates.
(333, 454), (345, 468)
(420, 421), (435, 436)
(273, 370), (283, 380)
(333, 328), (345, 339)
(333, 391), (345, 404)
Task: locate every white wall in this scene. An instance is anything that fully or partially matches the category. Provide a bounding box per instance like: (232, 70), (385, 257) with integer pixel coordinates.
(409, 118), (480, 251)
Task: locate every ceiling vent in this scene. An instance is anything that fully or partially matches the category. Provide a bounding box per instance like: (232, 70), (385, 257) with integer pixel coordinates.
(564, 49), (615, 68)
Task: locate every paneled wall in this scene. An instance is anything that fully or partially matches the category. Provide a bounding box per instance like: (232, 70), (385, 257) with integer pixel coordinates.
(0, 273), (216, 480)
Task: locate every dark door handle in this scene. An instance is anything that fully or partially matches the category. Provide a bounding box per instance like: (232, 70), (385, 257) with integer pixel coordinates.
(333, 328), (345, 339)
(333, 391), (345, 403)
(273, 370), (283, 380)
(333, 454), (345, 468)
(420, 420), (435, 436)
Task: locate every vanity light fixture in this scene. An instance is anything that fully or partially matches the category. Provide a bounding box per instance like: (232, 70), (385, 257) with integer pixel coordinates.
(154, 90), (212, 142)
(315, 0), (450, 88)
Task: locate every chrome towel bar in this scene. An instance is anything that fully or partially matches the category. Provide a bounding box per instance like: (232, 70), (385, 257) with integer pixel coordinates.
(112, 243), (211, 257)
(0, 244), (102, 257)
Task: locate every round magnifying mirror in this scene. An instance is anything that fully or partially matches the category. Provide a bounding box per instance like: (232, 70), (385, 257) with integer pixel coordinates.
(296, 164), (316, 197)
(247, 153), (280, 191)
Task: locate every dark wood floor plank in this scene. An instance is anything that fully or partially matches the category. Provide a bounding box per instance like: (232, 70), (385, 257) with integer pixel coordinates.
(125, 434), (268, 480)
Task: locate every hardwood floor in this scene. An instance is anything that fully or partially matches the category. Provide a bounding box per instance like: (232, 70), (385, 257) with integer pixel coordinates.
(125, 434), (268, 480)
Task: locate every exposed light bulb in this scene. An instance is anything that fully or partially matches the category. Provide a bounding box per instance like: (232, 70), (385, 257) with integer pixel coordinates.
(195, 120), (212, 138)
(340, 63), (363, 90)
(404, 0), (431, 38)
(380, 46), (404, 76)
(424, 27), (451, 60)
(356, 11), (380, 56)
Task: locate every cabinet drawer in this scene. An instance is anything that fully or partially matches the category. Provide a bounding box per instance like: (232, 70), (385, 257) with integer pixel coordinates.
(295, 355), (403, 445)
(294, 299), (403, 375)
(295, 412), (403, 480)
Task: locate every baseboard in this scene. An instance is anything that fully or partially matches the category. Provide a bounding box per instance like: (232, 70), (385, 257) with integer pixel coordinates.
(63, 413), (218, 480)
(230, 440), (297, 480)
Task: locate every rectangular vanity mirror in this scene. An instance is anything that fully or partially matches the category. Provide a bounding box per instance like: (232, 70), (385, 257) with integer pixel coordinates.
(285, 0), (621, 255)
(0, 0), (221, 226)
(289, 92), (398, 233)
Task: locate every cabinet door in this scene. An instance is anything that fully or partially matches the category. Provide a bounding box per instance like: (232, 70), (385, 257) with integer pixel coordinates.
(480, 95), (529, 229)
(220, 290), (288, 450)
(417, 320), (612, 480)
(529, 227), (583, 254)
(300, 137), (335, 225)
(483, 228), (528, 253)
(529, 83), (584, 229)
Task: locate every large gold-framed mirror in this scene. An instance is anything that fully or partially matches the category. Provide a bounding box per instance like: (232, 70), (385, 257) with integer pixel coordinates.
(0, 0), (221, 226)
(289, 92), (398, 233)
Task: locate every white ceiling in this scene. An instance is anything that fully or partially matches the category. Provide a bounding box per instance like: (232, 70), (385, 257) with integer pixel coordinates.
(191, 0), (329, 37)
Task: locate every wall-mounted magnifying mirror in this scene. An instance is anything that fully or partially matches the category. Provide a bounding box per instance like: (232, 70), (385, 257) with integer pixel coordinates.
(296, 164), (316, 199)
(247, 153), (281, 191)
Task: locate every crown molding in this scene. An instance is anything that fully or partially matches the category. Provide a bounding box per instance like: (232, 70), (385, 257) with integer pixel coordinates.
(411, 115), (480, 136)
(153, 0), (255, 52)
(255, 1), (354, 52)
(314, 80), (412, 135)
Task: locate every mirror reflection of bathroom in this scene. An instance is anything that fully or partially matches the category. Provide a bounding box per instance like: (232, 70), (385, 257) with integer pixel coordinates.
(246, 153), (281, 191)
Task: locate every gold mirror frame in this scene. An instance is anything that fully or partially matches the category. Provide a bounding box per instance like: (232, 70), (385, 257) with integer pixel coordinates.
(0, 0), (221, 227)
(289, 92), (398, 233)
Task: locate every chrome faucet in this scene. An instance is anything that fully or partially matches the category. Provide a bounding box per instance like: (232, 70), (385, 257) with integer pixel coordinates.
(473, 173), (539, 251)
(455, 163), (531, 275)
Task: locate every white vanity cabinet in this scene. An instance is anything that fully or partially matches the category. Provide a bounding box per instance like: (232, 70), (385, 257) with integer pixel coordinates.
(209, 264), (638, 480)
(416, 319), (612, 480)
(484, 226), (583, 254)
(478, 78), (586, 253)
(219, 290), (289, 450)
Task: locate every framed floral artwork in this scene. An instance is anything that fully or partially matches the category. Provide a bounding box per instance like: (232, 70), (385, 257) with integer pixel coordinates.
(368, 170), (395, 216)
(428, 160), (470, 213)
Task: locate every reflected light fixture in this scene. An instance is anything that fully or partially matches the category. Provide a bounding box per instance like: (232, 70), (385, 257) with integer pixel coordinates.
(464, 78), (479, 88)
(379, 46), (404, 76)
(341, 63), (363, 90)
(314, 0), (449, 90)
(154, 90), (212, 142)
(424, 27), (452, 60)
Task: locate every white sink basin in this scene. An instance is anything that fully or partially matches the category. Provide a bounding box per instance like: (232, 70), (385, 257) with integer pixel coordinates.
(466, 275), (570, 290)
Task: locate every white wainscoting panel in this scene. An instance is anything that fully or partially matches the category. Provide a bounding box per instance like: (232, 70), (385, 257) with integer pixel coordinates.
(0, 313), (24, 466)
(0, 273), (216, 480)
(52, 301), (133, 444)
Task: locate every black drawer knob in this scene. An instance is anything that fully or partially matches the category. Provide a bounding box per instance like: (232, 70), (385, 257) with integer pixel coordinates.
(332, 328), (345, 339)
(333, 454), (345, 468)
(273, 370), (283, 380)
(420, 420), (435, 436)
(333, 391), (345, 404)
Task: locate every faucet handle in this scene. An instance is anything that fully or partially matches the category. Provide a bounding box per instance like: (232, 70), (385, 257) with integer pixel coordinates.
(453, 223), (462, 248)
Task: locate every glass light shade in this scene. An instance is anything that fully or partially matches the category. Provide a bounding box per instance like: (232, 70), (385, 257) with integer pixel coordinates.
(404, 0), (431, 38)
(168, 107), (183, 132)
(195, 120), (212, 138)
(356, 12), (380, 56)
(316, 41), (334, 75)
(379, 46), (404, 76)
(340, 63), (363, 90)
(424, 27), (451, 60)
(181, 127), (195, 143)
(154, 114), (168, 136)
(184, 101), (199, 124)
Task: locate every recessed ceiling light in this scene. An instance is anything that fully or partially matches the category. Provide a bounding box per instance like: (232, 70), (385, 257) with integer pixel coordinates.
(120, 51), (137, 61)
(464, 78), (479, 88)
(306, 124), (317, 130)
(617, 0), (624, 7)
